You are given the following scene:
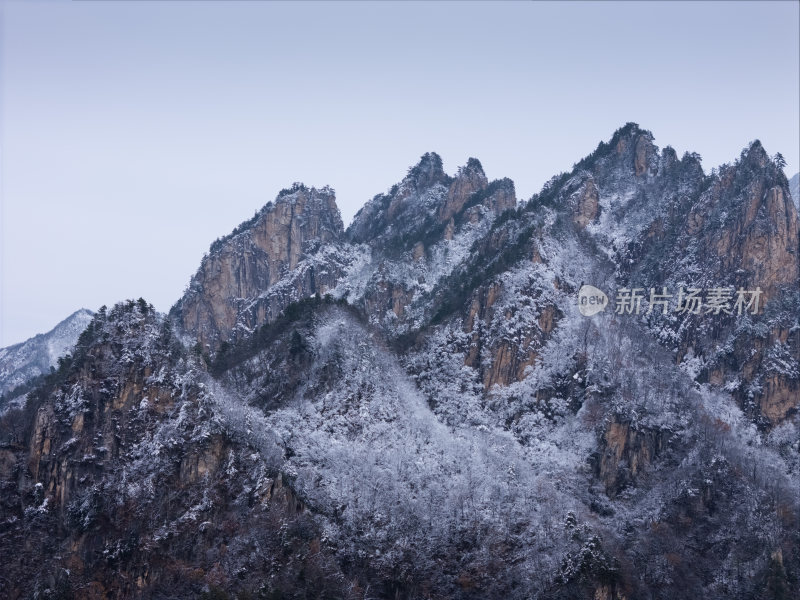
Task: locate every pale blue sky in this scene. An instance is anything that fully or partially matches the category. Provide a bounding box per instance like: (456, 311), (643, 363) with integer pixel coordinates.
(1, 0), (798, 346)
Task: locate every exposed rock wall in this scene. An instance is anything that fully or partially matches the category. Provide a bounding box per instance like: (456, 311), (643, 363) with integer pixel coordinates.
(174, 185), (343, 349)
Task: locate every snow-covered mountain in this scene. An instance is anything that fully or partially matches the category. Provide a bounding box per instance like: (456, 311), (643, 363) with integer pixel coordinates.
(790, 171), (799, 210)
(1, 125), (798, 600)
(0, 308), (93, 399)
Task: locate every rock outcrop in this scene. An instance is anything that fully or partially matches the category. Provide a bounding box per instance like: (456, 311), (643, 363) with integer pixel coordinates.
(173, 184), (343, 350)
(572, 177), (599, 229)
(596, 420), (665, 497)
(437, 158), (489, 222)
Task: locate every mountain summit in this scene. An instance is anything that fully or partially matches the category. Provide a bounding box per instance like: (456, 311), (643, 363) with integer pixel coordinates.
(172, 184), (343, 349)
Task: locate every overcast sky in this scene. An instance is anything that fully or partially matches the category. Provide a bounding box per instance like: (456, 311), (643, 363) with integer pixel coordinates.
(1, 0), (798, 346)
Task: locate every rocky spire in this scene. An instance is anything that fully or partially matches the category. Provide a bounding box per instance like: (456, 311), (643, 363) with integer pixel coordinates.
(173, 185), (343, 349)
(437, 157), (489, 222)
(405, 151), (450, 190)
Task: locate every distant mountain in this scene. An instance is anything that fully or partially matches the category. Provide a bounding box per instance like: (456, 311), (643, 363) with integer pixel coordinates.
(0, 308), (93, 398)
(790, 171), (799, 210)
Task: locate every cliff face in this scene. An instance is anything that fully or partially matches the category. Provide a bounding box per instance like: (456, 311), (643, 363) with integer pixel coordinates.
(644, 140), (798, 306)
(596, 420), (666, 498)
(609, 136), (800, 426)
(2, 125), (799, 600)
(679, 144), (799, 424)
(173, 184), (344, 350)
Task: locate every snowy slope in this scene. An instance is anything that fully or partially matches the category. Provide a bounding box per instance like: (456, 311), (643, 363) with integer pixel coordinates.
(0, 308), (94, 396)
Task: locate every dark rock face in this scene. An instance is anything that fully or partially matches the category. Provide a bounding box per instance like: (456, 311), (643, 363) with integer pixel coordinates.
(2, 125), (799, 599)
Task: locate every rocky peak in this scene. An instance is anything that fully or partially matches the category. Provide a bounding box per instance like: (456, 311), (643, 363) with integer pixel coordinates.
(464, 156), (484, 174)
(609, 121), (650, 146)
(713, 146), (798, 302)
(405, 151), (450, 190)
(619, 135), (799, 426)
(173, 184), (344, 349)
(272, 183), (343, 245)
(348, 153), (517, 251)
(347, 153), (451, 246)
(661, 145), (678, 165)
(572, 123), (664, 189)
(587, 122), (658, 177)
(611, 123), (656, 177)
(437, 157), (489, 222)
(740, 139), (770, 169)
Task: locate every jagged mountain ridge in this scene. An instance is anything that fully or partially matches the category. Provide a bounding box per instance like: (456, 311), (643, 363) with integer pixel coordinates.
(173, 123), (798, 426)
(2, 124), (799, 599)
(172, 152), (517, 349)
(0, 308), (94, 399)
